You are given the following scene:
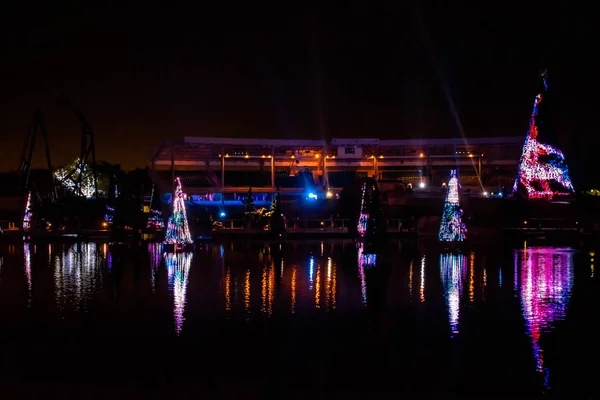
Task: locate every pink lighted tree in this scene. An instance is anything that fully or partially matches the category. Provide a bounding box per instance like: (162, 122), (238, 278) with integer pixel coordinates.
(513, 70), (574, 199)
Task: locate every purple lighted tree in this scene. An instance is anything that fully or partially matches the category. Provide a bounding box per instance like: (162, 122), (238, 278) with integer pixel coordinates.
(163, 177), (193, 245)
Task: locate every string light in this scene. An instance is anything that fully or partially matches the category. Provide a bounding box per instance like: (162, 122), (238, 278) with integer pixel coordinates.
(357, 182), (369, 238)
(513, 71), (575, 199)
(163, 177), (193, 245)
(23, 191), (32, 231)
(439, 169), (467, 242)
(54, 158), (100, 198)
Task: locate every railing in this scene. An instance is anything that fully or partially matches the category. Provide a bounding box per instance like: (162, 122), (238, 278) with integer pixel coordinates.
(212, 218), (415, 234)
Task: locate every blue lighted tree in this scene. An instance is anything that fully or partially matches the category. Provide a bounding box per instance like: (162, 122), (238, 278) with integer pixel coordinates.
(438, 170), (467, 242)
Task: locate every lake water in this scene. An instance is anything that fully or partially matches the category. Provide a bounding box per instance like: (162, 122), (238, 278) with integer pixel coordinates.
(0, 240), (598, 398)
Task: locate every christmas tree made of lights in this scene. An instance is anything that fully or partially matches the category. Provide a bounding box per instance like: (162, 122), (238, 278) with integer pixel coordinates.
(357, 182), (369, 238)
(512, 70), (574, 200)
(164, 177), (193, 245)
(438, 169), (467, 242)
(23, 192), (33, 232)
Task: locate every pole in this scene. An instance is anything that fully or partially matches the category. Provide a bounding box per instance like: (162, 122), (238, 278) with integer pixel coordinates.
(170, 141), (176, 193)
(221, 146), (225, 190)
(271, 146), (275, 189)
(478, 155), (482, 185)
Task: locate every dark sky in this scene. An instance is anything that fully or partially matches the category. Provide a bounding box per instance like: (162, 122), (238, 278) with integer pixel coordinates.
(1, 2), (598, 182)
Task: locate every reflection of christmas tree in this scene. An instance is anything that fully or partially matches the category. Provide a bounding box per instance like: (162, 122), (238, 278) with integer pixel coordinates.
(23, 192), (33, 231)
(147, 184), (165, 229)
(439, 170), (467, 242)
(513, 70), (574, 199)
(165, 251), (193, 335)
(164, 177), (193, 245)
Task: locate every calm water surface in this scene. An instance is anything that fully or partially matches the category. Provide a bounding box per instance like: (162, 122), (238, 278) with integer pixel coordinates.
(0, 240), (598, 398)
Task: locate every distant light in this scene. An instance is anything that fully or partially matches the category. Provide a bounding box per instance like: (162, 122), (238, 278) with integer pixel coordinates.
(379, 155), (384, 159)
(315, 154), (320, 158)
(308, 192), (317, 200)
(291, 155), (295, 159)
(468, 154), (474, 158)
(419, 153), (424, 158)
(483, 191), (488, 197)
(225, 154), (229, 158)
(261, 155), (266, 158)
(419, 182), (425, 189)
(244, 154), (249, 158)
(326, 191), (333, 199)
(220, 212), (226, 217)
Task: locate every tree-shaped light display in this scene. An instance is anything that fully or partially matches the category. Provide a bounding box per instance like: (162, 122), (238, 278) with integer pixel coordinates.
(357, 182), (369, 238)
(163, 177), (193, 246)
(23, 191), (33, 232)
(512, 70), (575, 200)
(438, 170), (467, 242)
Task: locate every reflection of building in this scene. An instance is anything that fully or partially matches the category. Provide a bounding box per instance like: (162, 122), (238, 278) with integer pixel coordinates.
(165, 252), (193, 335)
(515, 247), (574, 388)
(440, 253), (467, 335)
(54, 243), (101, 311)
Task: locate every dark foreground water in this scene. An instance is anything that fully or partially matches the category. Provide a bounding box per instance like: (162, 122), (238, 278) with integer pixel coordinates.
(0, 239), (598, 398)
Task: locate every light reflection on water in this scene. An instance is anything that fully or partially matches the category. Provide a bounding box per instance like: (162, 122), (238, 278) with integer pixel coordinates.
(54, 242), (103, 312)
(165, 251), (193, 335)
(148, 242), (162, 293)
(514, 246), (575, 390)
(439, 253), (467, 336)
(0, 240), (591, 395)
(24, 243), (32, 305)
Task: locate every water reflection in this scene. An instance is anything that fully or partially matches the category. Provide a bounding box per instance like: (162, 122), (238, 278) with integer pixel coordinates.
(24, 243), (32, 305)
(515, 247), (575, 389)
(53, 243), (102, 312)
(325, 257), (336, 310)
(420, 255), (426, 303)
(440, 253), (467, 336)
(165, 252), (193, 335)
(260, 260), (275, 316)
(357, 244), (375, 305)
(148, 242), (162, 292)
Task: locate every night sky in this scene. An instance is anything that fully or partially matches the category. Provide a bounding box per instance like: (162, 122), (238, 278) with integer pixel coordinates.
(1, 2), (598, 184)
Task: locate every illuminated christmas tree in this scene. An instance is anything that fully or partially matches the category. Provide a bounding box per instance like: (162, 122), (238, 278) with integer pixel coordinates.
(23, 191), (33, 232)
(438, 170), (467, 242)
(512, 70), (574, 199)
(164, 177), (193, 246)
(357, 182), (369, 238)
(147, 184), (165, 229)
